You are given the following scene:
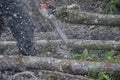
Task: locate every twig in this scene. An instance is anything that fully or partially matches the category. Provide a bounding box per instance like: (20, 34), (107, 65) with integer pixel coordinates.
(9, 71), (38, 80)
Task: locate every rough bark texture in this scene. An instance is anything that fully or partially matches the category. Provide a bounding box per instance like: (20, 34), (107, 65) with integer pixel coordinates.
(1, 39), (120, 51)
(56, 7), (120, 26)
(0, 55), (119, 75)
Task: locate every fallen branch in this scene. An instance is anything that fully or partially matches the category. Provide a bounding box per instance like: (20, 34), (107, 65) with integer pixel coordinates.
(9, 71), (38, 80)
(41, 70), (94, 80)
(1, 39), (120, 50)
(0, 55), (119, 75)
(56, 7), (120, 26)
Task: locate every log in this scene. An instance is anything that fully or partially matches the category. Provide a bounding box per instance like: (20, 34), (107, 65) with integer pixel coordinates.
(56, 7), (120, 26)
(3, 70), (94, 80)
(41, 70), (94, 80)
(0, 55), (119, 75)
(1, 39), (120, 51)
(68, 39), (120, 50)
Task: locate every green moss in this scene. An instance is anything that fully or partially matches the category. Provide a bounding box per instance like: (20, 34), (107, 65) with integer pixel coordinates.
(101, 0), (119, 14)
(47, 74), (59, 80)
(88, 71), (116, 80)
(70, 47), (120, 62)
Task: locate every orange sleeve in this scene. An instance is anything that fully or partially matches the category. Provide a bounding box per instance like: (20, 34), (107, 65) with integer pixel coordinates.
(40, 4), (49, 9)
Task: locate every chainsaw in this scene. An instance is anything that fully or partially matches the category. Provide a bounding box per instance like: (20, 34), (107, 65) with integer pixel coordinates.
(38, 1), (68, 44)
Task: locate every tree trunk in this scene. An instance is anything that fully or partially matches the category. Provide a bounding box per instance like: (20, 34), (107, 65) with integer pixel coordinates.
(56, 7), (120, 26)
(0, 55), (119, 75)
(1, 39), (120, 51)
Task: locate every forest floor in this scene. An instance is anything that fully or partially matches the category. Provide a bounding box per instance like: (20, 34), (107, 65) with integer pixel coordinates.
(0, 0), (120, 80)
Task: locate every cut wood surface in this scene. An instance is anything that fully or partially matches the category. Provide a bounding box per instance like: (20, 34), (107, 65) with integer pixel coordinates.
(0, 55), (119, 75)
(56, 7), (120, 26)
(1, 39), (120, 50)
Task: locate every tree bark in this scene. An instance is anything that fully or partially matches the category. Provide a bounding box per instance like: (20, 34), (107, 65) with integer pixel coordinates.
(1, 39), (120, 51)
(0, 55), (119, 75)
(56, 7), (120, 26)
